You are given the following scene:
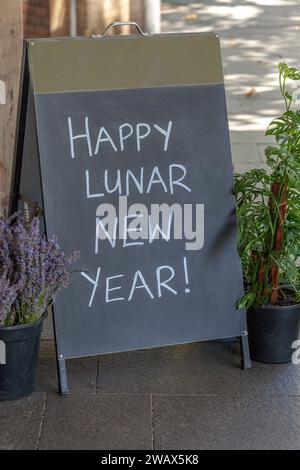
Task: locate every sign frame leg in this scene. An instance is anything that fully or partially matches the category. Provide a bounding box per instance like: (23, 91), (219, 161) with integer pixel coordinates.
(239, 333), (251, 370)
(57, 357), (69, 395)
(52, 308), (70, 395)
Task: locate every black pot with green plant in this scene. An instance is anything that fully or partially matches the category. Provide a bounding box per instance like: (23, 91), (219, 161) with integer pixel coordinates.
(235, 62), (300, 363)
(0, 207), (78, 400)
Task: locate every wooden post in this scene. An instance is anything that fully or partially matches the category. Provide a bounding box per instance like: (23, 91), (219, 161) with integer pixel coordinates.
(50, 0), (145, 38)
(49, 0), (70, 37)
(0, 0), (23, 211)
(130, 0), (145, 29)
(77, 0), (131, 36)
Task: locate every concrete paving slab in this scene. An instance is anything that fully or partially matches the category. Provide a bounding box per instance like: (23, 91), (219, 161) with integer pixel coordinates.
(0, 393), (46, 450)
(162, 1), (300, 32)
(233, 162), (267, 173)
(153, 394), (300, 450)
(231, 143), (262, 163)
(229, 130), (273, 144)
(257, 143), (269, 162)
(39, 393), (152, 450)
(96, 342), (300, 396)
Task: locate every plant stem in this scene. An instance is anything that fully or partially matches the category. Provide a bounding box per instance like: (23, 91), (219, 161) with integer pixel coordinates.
(269, 181), (288, 304)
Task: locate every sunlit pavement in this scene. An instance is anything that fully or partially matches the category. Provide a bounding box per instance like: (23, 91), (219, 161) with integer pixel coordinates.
(1, 1), (300, 450)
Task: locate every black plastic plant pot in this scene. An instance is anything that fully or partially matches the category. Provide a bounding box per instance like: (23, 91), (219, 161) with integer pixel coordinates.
(0, 314), (45, 401)
(247, 304), (300, 363)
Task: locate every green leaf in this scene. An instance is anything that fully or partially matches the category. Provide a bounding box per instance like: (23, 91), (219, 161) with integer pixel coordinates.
(266, 111), (300, 136)
(279, 62), (300, 80)
(273, 255), (298, 284)
(237, 291), (256, 310)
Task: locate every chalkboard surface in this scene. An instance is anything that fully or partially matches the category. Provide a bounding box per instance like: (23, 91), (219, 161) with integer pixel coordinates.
(15, 33), (247, 367)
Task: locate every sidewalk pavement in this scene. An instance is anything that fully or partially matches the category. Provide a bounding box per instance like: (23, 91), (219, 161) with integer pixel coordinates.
(1, 340), (300, 450)
(1, 0), (300, 450)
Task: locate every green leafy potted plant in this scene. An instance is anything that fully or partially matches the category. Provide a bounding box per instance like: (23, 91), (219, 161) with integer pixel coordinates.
(235, 62), (300, 363)
(0, 209), (78, 400)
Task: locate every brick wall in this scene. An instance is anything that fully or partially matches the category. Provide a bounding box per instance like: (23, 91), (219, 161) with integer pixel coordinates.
(23, 0), (50, 38)
(22, 1), (144, 39)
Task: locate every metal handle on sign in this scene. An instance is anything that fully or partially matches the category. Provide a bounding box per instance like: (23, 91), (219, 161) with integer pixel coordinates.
(101, 21), (148, 37)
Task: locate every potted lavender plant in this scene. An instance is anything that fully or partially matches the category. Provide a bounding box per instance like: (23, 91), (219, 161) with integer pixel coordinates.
(0, 210), (78, 400)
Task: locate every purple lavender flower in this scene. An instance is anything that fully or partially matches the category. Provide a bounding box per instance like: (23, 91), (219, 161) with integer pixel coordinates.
(0, 274), (17, 326)
(0, 213), (79, 327)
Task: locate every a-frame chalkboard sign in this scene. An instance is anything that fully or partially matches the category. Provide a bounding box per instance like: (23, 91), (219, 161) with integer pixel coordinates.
(11, 23), (251, 394)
